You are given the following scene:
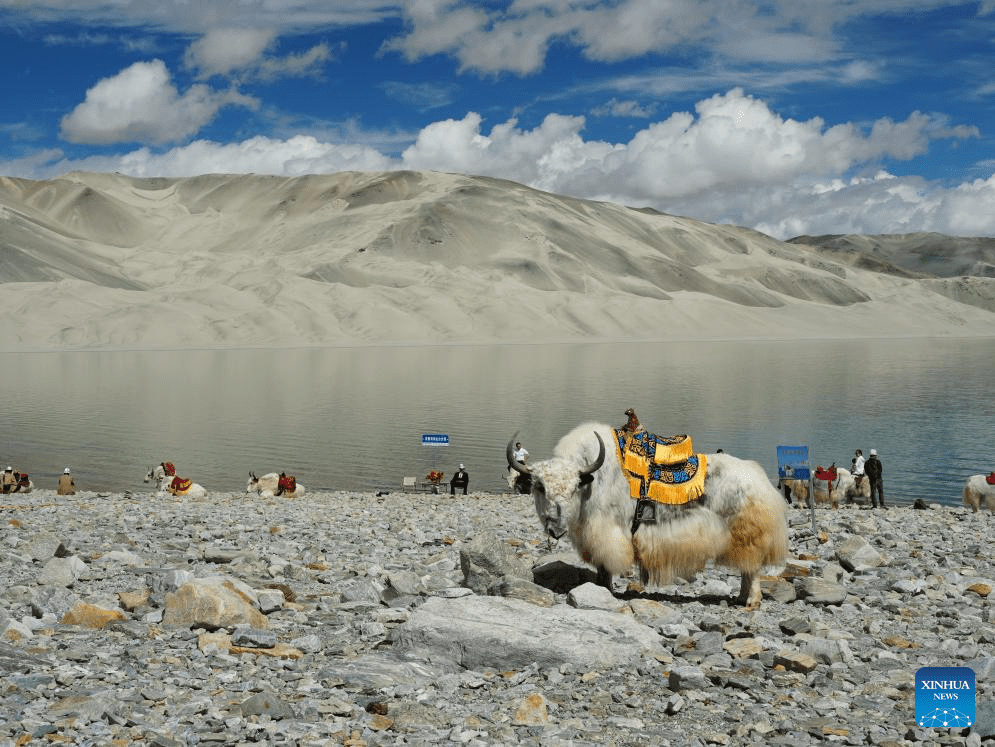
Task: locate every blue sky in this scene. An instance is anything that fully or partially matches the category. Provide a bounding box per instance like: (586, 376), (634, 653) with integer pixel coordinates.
(2, 0), (995, 239)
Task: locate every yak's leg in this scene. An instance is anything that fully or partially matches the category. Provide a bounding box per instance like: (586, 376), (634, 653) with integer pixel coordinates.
(738, 572), (761, 610)
(596, 565), (612, 589)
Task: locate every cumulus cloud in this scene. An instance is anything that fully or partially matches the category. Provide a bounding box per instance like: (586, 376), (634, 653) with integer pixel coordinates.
(395, 89), (976, 205)
(59, 60), (258, 145)
(21, 87), (990, 239)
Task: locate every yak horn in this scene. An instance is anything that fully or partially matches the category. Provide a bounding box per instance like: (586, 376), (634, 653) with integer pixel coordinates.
(579, 432), (606, 477)
(506, 432), (531, 475)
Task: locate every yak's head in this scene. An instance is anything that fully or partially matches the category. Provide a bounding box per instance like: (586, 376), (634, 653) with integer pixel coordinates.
(507, 432), (605, 540)
(246, 472), (260, 493)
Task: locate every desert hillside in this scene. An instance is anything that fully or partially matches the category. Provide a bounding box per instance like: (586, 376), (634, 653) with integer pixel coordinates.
(1, 170), (994, 350)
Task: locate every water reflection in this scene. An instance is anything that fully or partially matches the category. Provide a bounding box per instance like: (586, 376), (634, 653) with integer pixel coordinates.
(0, 339), (991, 506)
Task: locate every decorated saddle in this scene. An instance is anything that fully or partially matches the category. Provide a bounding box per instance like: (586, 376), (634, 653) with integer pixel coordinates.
(169, 476), (193, 493)
(162, 462), (176, 477)
(278, 474), (297, 493)
(986, 472), (995, 486)
(612, 427), (707, 505)
(814, 466), (837, 482)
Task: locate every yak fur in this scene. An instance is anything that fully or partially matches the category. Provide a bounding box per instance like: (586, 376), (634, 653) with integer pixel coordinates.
(144, 464), (207, 499)
(521, 422), (788, 609)
(963, 475), (995, 513)
(811, 467), (869, 509)
(247, 472), (306, 499)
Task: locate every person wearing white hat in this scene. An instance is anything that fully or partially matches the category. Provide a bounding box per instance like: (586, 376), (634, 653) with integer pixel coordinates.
(450, 463), (470, 495)
(865, 449), (884, 508)
(58, 467), (76, 496)
(1, 467), (15, 494)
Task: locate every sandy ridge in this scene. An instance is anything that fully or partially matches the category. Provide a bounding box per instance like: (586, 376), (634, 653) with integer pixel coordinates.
(2, 170), (995, 350)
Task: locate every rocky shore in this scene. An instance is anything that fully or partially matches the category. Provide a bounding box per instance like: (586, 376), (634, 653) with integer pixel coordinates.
(1, 489), (993, 746)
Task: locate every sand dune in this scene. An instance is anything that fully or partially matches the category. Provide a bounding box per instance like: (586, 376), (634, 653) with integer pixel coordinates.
(1, 170), (994, 350)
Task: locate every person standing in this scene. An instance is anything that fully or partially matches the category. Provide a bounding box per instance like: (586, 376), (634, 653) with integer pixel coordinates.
(58, 467), (76, 496)
(451, 464), (470, 495)
(865, 449), (885, 508)
(509, 442), (532, 495)
(853, 449), (866, 489)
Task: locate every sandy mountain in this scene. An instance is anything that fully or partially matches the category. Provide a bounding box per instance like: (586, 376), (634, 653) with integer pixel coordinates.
(1, 170), (993, 350)
(789, 233), (995, 314)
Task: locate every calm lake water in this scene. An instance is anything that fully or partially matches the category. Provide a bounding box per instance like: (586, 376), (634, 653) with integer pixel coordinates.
(1, 339), (992, 507)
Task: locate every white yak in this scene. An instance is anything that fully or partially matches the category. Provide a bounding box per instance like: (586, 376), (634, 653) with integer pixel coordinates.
(508, 423), (788, 610)
(963, 474), (995, 513)
(246, 472), (305, 499)
(144, 464), (207, 499)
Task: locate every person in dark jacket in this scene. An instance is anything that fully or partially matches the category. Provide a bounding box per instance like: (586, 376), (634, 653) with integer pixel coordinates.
(865, 449), (885, 508)
(451, 464), (470, 495)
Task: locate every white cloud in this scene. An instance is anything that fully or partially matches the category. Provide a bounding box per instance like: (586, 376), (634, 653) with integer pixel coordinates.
(13, 135), (393, 178)
(256, 42), (335, 80)
(3, 1), (398, 35)
(184, 28), (278, 78)
(16, 87), (991, 239)
(591, 98), (656, 118)
(59, 60), (259, 145)
(183, 28), (333, 81)
(383, 0), (873, 75)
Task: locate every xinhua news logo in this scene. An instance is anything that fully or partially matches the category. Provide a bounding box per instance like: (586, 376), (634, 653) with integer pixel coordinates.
(915, 667), (975, 728)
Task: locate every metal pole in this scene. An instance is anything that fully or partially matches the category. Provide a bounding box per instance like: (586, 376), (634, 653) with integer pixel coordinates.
(808, 450), (817, 531)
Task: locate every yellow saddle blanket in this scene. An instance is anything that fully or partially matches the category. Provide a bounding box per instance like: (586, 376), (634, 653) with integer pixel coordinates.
(169, 476), (193, 494)
(612, 427), (707, 505)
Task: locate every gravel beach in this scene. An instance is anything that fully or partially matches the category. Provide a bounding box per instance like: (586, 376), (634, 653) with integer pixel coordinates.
(2, 488), (993, 746)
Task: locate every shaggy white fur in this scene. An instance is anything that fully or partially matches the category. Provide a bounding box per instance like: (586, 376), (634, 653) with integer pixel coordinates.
(144, 464), (207, 499)
(963, 474), (995, 512)
(812, 466), (867, 509)
(524, 422), (788, 609)
(781, 478), (809, 507)
(247, 472), (306, 499)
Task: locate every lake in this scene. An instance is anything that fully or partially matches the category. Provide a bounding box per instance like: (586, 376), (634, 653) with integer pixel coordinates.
(1, 339), (992, 507)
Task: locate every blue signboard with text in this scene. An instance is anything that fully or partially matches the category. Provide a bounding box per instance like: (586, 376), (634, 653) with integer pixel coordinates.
(421, 433), (450, 446)
(776, 445), (810, 481)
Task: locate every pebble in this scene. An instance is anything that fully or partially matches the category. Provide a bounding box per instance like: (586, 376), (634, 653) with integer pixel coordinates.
(1, 490), (993, 746)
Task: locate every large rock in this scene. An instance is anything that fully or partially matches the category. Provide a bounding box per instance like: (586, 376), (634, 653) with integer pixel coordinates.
(793, 577), (847, 605)
(460, 535), (532, 594)
(24, 533), (70, 562)
(162, 576), (267, 630)
(567, 582), (624, 612)
(836, 536), (883, 571)
(35, 556), (87, 587)
(390, 596), (662, 670)
(61, 602), (127, 629)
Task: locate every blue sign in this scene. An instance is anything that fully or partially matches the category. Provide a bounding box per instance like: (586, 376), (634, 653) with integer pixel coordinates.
(421, 433), (450, 446)
(776, 445), (810, 481)
(916, 667), (975, 728)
